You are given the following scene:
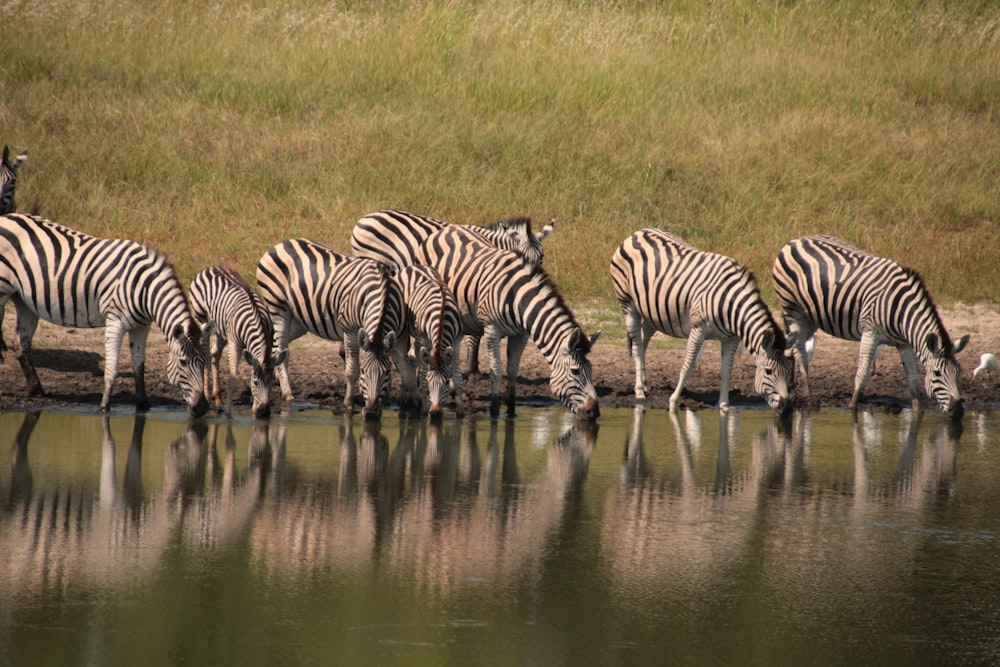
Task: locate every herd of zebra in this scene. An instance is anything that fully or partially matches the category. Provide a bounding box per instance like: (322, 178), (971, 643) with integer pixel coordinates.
(0, 145), (971, 422)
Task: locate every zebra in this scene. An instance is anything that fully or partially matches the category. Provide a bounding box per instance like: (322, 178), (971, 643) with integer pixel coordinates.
(416, 225), (600, 420)
(189, 265), (286, 419)
(772, 234), (969, 419)
(610, 228), (793, 415)
(256, 238), (404, 419)
(351, 208), (555, 376)
(1, 146), (28, 215)
(0, 213), (208, 415)
(393, 264), (465, 418)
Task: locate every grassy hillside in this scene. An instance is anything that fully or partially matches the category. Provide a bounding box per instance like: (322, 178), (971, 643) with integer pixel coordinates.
(1, 0), (997, 314)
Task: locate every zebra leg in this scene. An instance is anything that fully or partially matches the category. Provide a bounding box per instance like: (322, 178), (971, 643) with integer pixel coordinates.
(897, 345), (925, 412)
(669, 327), (708, 413)
(12, 301), (43, 396)
(225, 341), (242, 417)
(783, 312), (816, 400)
(484, 324), (505, 418)
(849, 331), (881, 414)
(211, 333), (228, 411)
(99, 318), (129, 412)
(127, 324), (151, 411)
(392, 335), (420, 413)
(463, 335), (483, 377)
(342, 333), (361, 414)
(504, 332), (529, 417)
(623, 302), (654, 400)
(271, 312), (301, 402)
(718, 337), (740, 413)
(452, 333), (466, 417)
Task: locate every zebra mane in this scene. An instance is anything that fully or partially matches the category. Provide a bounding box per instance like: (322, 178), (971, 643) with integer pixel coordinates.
(485, 216), (533, 234)
(901, 266), (953, 352)
(739, 266), (788, 351)
(525, 266), (594, 353)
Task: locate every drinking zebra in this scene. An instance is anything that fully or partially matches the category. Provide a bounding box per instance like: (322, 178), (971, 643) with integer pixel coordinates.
(1, 146), (28, 215)
(189, 265), (285, 419)
(256, 238), (404, 419)
(0, 213), (208, 415)
(351, 208), (554, 376)
(772, 234), (969, 419)
(610, 228), (793, 415)
(417, 226), (600, 420)
(393, 264), (465, 418)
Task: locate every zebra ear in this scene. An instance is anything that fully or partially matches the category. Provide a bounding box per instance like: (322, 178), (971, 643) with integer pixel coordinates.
(201, 321), (215, 338)
(384, 331), (396, 352)
(563, 327), (581, 355)
(954, 334), (970, 355)
(926, 333), (941, 357)
(275, 348), (290, 366)
(761, 329), (775, 352)
(589, 330), (601, 346)
(536, 219), (555, 242)
(9, 149), (26, 170)
(171, 323), (186, 342)
(441, 346), (453, 367)
(420, 346), (431, 364)
(357, 327), (370, 350)
(242, 349), (261, 370)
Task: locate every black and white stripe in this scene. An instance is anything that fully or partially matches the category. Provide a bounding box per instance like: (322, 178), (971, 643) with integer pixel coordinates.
(417, 226), (599, 420)
(352, 209), (554, 376)
(610, 228), (792, 414)
(0, 146), (28, 215)
(0, 213), (208, 415)
(393, 264), (464, 417)
(772, 234), (969, 418)
(189, 266), (282, 419)
(256, 238), (404, 418)
(351, 208), (553, 271)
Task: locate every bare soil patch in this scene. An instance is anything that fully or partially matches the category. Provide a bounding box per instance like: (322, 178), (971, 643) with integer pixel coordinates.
(0, 304), (997, 415)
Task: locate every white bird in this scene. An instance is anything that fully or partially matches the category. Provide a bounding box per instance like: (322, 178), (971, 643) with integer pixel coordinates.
(973, 353), (998, 381)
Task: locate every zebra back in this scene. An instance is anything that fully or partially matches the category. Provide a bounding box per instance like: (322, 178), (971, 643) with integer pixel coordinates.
(418, 225), (599, 418)
(611, 228), (786, 357)
(351, 208), (551, 270)
(0, 146), (27, 215)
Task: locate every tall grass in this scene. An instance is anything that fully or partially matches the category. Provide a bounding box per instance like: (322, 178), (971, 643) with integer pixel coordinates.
(1, 0), (997, 311)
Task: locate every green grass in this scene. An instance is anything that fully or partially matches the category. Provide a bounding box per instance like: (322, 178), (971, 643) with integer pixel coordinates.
(1, 0), (998, 321)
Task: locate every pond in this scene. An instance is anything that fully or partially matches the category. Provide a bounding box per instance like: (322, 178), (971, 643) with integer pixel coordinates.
(1, 405), (999, 666)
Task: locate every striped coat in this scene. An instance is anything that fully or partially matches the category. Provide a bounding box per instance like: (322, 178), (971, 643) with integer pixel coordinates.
(0, 213), (208, 415)
(394, 264), (465, 417)
(189, 266), (282, 419)
(256, 238), (405, 418)
(773, 234), (969, 418)
(417, 226), (599, 420)
(610, 228), (792, 414)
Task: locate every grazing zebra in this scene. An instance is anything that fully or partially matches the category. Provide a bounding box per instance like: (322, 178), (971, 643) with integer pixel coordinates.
(189, 265), (285, 419)
(0, 213), (208, 415)
(772, 234), (969, 419)
(393, 264), (465, 417)
(352, 208), (555, 376)
(610, 228), (793, 415)
(1, 146), (28, 215)
(256, 238), (404, 418)
(417, 226), (600, 420)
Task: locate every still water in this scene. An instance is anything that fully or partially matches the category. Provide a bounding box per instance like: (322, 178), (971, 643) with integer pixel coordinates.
(1, 405), (999, 666)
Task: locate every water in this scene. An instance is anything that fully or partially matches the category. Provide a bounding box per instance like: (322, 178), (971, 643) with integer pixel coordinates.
(2, 406), (1000, 666)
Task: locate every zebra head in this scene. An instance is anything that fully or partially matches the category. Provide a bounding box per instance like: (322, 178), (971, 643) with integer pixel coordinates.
(753, 329), (794, 417)
(924, 332), (970, 420)
(243, 347), (287, 419)
(551, 327), (600, 421)
(491, 217), (552, 267)
(1, 146), (28, 215)
(357, 327), (396, 419)
(420, 344), (454, 419)
(166, 322), (209, 417)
